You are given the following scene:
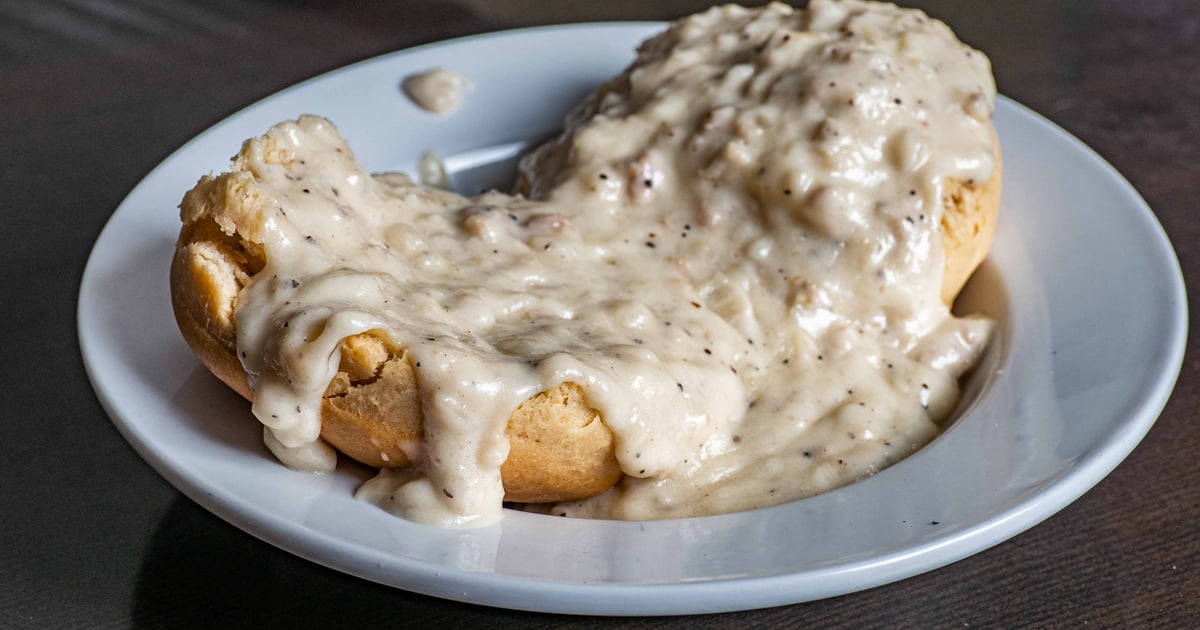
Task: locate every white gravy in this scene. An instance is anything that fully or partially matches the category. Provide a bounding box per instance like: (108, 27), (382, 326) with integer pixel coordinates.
(402, 67), (472, 115)
(230, 0), (996, 527)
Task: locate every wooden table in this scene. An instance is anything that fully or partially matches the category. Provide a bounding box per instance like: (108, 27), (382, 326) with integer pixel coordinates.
(3, 1), (1195, 625)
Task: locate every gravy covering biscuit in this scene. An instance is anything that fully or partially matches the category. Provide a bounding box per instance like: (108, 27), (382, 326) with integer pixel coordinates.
(171, 170), (623, 506)
(171, 0), (1001, 526)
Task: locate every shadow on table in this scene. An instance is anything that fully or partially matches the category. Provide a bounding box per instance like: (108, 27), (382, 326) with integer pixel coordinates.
(131, 497), (525, 627)
(132, 497), (720, 628)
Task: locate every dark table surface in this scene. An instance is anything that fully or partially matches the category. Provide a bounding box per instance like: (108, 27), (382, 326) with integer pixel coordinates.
(4, 0), (1197, 626)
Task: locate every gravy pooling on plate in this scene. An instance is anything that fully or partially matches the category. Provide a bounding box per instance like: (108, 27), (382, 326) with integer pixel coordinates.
(227, 0), (997, 526)
(402, 67), (472, 115)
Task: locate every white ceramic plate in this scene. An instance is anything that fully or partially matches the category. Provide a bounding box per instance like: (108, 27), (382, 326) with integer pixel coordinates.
(79, 24), (1186, 615)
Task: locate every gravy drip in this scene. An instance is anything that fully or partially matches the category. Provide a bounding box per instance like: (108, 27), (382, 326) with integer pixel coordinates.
(402, 67), (472, 115)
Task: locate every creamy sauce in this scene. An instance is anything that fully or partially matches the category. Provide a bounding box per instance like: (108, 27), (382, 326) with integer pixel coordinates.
(402, 68), (472, 114)
(231, 0), (996, 527)
(417, 151), (449, 188)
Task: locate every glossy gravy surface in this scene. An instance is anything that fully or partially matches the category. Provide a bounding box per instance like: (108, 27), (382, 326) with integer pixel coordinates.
(233, 0), (997, 526)
(402, 67), (471, 114)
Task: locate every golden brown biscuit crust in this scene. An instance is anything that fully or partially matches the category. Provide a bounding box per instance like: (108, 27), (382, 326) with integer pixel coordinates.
(941, 131), (1003, 305)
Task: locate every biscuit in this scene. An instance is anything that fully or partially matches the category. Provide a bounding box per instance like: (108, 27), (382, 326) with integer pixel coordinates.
(170, 183), (623, 503)
(941, 130), (1003, 305)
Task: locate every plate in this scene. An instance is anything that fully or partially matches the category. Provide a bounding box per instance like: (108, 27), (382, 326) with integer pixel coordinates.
(78, 23), (1186, 615)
